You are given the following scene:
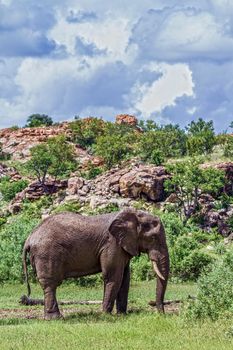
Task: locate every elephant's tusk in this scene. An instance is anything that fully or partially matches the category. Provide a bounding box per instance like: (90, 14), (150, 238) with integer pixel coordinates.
(152, 261), (165, 280)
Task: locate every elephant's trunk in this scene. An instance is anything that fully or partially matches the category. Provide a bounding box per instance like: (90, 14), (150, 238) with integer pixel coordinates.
(151, 251), (169, 313)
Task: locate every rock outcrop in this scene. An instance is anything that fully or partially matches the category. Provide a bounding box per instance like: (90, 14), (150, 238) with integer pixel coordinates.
(8, 162), (170, 213)
(115, 114), (138, 126)
(9, 179), (67, 214)
(0, 163), (22, 181)
(0, 123), (70, 160)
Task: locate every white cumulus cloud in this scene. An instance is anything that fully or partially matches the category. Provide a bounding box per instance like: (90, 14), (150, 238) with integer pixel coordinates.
(130, 63), (194, 119)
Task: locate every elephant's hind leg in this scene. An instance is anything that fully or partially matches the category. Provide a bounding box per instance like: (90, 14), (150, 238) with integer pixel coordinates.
(40, 281), (63, 320)
(116, 263), (130, 314)
(37, 271), (63, 319)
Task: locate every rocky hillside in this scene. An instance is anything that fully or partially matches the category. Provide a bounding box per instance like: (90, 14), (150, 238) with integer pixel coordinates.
(0, 115), (233, 239)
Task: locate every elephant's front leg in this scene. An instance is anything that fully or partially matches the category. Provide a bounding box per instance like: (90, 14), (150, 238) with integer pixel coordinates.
(116, 263), (130, 314)
(102, 267), (125, 313)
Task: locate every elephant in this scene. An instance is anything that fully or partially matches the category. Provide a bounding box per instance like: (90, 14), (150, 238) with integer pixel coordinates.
(22, 208), (169, 320)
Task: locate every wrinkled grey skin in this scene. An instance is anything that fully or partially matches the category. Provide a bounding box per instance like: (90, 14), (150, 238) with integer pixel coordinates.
(23, 208), (169, 320)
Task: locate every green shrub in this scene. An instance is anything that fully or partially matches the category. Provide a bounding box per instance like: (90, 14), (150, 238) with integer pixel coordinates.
(0, 177), (28, 201)
(165, 158), (224, 222)
(52, 201), (81, 214)
(131, 255), (154, 281)
(169, 235), (213, 281)
(186, 118), (216, 155)
(150, 149), (165, 165)
(184, 249), (233, 320)
(0, 217), (7, 227)
(26, 135), (77, 184)
(92, 122), (138, 169)
(160, 212), (187, 246)
(21, 196), (53, 218)
(223, 136), (233, 158)
(93, 203), (119, 215)
(70, 117), (105, 149)
(0, 214), (39, 282)
(138, 128), (186, 163)
(81, 162), (103, 179)
(25, 114), (53, 127)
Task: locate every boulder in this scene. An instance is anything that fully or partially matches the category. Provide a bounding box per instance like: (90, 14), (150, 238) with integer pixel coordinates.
(115, 114), (138, 126)
(67, 177), (84, 195)
(0, 123), (71, 161)
(119, 165), (169, 201)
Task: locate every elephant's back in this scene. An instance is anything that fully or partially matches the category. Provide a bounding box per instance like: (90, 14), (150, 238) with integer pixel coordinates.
(27, 211), (115, 247)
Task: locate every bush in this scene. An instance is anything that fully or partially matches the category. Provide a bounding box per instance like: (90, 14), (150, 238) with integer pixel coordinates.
(159, 212), (214, 280)
(165, 158), (225, 221)
(26, 135), (77, 184)
(70, 117), (105, 149)
(131, 255), (154, 281)
(184, 249), (233, 320)
(186, 118), (216, 155)
(160, 212), (188, 246)
(52, 201), (81, 214)
(93, 122), (138, 169)
(81, 162), (103, 179)
(25, 114), (53, 127)
(138, 126), (186, 163)
(0, 217), (7, 227)
(0, 177), (28, 201)
(0, 214), (39, 282)
(223, 136), (233, 158)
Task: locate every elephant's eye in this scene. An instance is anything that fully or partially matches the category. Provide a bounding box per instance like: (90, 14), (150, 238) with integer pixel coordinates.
(143, 223), (151, 230)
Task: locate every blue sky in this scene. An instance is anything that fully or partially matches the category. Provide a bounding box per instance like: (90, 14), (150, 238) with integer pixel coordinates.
(0, 0), (232, 131)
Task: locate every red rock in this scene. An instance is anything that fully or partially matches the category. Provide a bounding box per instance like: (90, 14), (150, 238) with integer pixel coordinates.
(115, 114), (138, 126)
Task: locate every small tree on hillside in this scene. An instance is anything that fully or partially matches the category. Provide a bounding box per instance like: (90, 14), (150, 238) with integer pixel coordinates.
(186, 118), (216, 155)
(69, 117), (105, 149)
(27, 135), (77, 186)
(138, 125), (187, 164)
(165, 159), (225, 222)
(93, 122), (138, 169)
(25, 114), (53, 128)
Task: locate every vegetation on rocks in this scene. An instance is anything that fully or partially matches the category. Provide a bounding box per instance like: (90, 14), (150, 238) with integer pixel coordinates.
(25, 114), (53, 128)
(26, 135), (77, 185)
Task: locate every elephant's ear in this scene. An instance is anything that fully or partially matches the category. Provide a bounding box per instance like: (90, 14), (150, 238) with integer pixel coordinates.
(108, 209), (139, 257)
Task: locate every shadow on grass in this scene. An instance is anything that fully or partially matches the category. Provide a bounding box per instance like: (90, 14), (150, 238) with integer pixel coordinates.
(0, 318), (32, 326)
(64, 307), (154, 324)
(0, 306), (165, 325)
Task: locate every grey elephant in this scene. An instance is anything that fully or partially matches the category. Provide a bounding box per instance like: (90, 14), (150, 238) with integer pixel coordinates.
(23, 208), (169, 320)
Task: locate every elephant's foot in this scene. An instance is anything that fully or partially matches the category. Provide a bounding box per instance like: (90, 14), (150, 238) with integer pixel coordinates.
(116, 310), (127, 315)
(156, 304), (165, 313)
(44, 311), (64, 321)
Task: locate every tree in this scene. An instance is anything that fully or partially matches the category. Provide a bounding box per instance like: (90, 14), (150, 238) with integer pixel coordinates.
(69, 117), (105, 149)
(186, 118), (216, 155)
(26, 135), (77, 186)
(164, 158), (225, 222)
(223, 136), (233, 159)
(138, 120), (159, 132)
(138, 125), (187, 163)
(25, 114), (53, 128)
(93, 123), (137, 169)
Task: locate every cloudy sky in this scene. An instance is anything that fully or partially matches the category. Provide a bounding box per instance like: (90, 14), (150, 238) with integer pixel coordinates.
(0, 0), (232, 131)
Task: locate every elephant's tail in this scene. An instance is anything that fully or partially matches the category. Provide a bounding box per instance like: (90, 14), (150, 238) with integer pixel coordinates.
(23, 243), (31, 297)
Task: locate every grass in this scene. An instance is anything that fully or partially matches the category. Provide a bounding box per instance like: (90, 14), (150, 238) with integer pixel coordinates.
(0, 281), (232, 350)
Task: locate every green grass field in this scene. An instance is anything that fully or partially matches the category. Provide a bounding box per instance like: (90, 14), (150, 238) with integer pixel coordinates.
(0, 281), (232, 350)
